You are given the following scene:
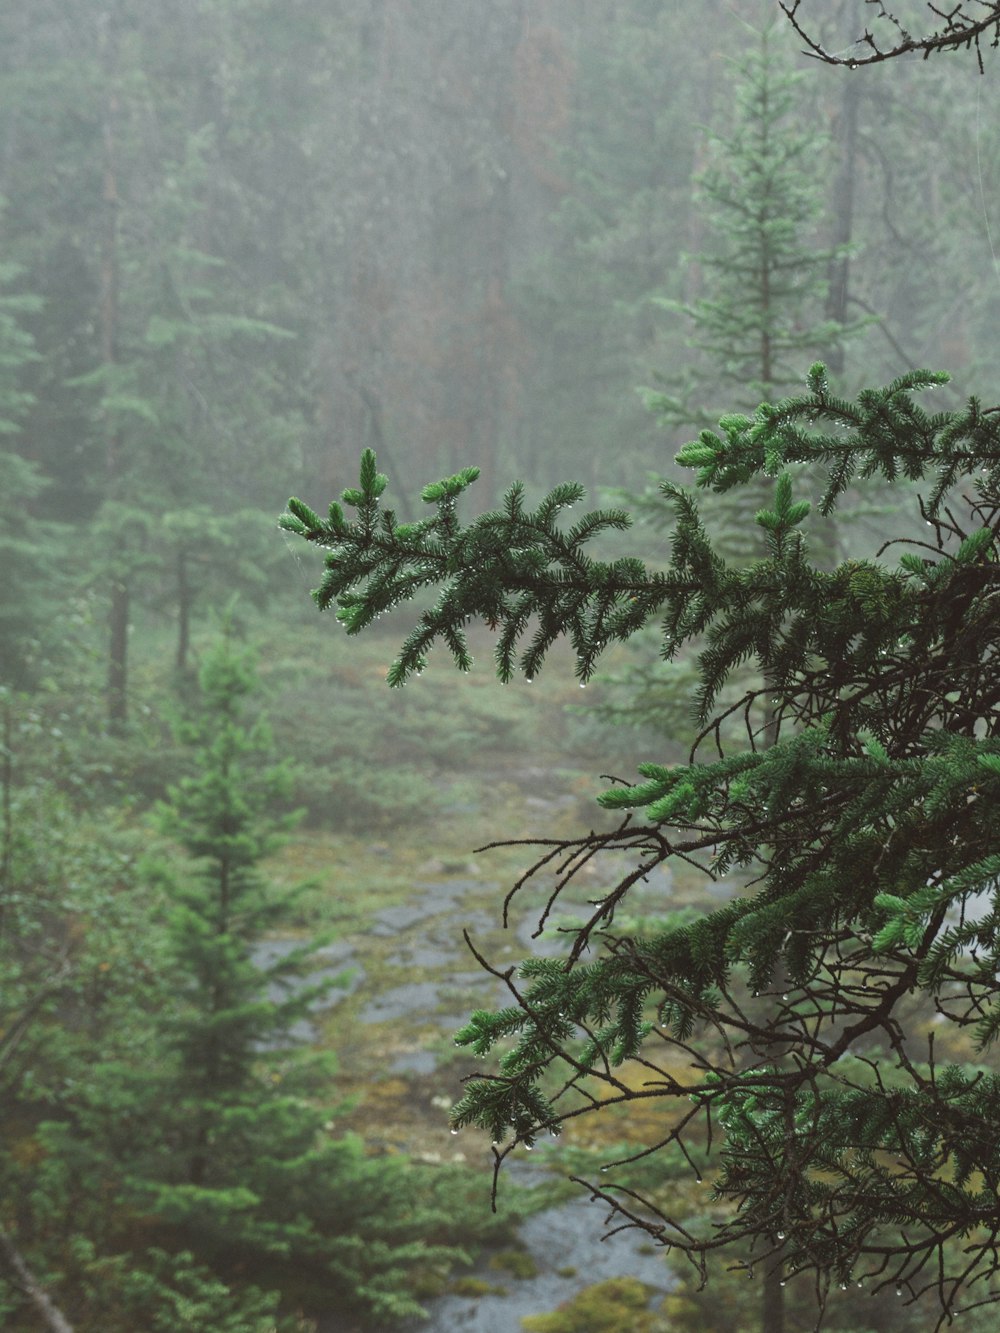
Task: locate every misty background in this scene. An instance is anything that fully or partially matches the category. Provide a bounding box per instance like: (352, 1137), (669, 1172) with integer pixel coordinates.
(2, 2), (1000, 1330)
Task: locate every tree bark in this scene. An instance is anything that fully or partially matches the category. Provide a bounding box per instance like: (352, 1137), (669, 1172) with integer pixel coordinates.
(825, 71), (861, 374)
(0, 697), (11, 912)
(99, 15), (127, 731)
(176, 548), (192, 675)
(762, 1260), (785, 1333)
(0, 1227), (75, 1333)
(107, 579), (129, 729)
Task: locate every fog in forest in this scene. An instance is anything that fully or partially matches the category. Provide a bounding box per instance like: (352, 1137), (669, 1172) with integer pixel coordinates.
(2, 2), (1000, 1330)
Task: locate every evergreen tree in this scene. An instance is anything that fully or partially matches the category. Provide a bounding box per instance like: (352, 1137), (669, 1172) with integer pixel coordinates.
(150, 635), (326, 1182)
(513, 0), (705, 494)
(16, 636), (504, 1330)
(602, 24), (859, 747)
(0, 254), (59, 688)
(644, 22), (851, 432)
(130, 636), (473, 1326)
(282, 364), (1000, 1326)
(0, 698), (165, 1331)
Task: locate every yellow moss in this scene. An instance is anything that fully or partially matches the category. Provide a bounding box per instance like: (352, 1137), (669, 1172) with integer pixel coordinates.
(409, 1267), (450, 1301)
(520, 1276), (662, 1332)
(451, 1276), (509, 1297)
(489, 1247), (539, 1279)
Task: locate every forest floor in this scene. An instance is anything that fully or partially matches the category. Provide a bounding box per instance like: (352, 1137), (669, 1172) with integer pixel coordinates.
(266, 758), (693, 1332)
(265, 743), (712, 1166)
(241, 612), (659, 1155)
(130, 607), (707, 1325)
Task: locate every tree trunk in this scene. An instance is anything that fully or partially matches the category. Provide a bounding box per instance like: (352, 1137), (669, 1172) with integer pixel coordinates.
(0, 1227), (75, 1333)
(100, 15), (127, 731)
(176, 548), (192, 675)
(761, 697), (786, 1333)
(0, 697), (11, 938)
(762, 1260), (785, 1333)
(825, 74), (860, 374)
(107, 579), (129, 730)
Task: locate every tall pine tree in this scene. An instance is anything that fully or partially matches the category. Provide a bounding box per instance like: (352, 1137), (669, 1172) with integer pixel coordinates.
(138, 636), (473, 1326)
(602, 23), (858, 752)
(644, 21), (851, 430)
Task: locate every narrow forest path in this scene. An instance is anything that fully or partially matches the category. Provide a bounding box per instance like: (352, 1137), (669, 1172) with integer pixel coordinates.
(269, 759), (689, 1330)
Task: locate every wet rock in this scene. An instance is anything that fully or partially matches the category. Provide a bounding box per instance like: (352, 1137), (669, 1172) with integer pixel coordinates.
(389, 1049), (438, 1075)
(401, 1187), (674, 1333)
(370, 903), (440, 936)
(359, 981), (444, 1024)
(250, 938), (364, 1047)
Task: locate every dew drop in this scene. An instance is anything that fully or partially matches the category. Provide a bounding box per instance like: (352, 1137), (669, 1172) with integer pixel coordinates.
(524, 1144), (533, 1152)
(450, 1128), (460, 1135)
(780, 1281), (787, 1288)
(777, 1231), (786, 1240)
(896, 1288), (903, 1297)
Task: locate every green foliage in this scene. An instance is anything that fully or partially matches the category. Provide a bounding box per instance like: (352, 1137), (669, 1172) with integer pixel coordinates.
(283, 449), (652, 687)
(0, 641), (527, 1330)
(0, 452), (66, 687)
(594, 27), (867, 749)
(73, 1243), (305, 1333)
(285, 364), (1000, 1324)
(0, 252), (40, 434)
(645, 25), (855, 428)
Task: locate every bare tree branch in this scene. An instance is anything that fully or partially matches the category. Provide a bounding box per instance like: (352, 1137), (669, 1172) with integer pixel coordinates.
(0, 1227), (74, 1333)
(780, 1), (1000, 72)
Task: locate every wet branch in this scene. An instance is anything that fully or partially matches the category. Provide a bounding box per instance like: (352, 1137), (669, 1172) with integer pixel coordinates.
(780, 1), (1000, 71)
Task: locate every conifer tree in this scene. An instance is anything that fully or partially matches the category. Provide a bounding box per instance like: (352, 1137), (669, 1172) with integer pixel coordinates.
(150, 635), (325, 1182)
(17, 637), (490, 1329)
(134, 636), (472, 1326)
(645, 23), (851, 431)
(605, 24), (857, 744)
(282, 365), (1000, 1326)
(0, 255), (57, 688)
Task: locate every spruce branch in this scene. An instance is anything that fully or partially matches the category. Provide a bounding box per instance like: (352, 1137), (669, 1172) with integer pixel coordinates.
(283, 369), (1000, 1324)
